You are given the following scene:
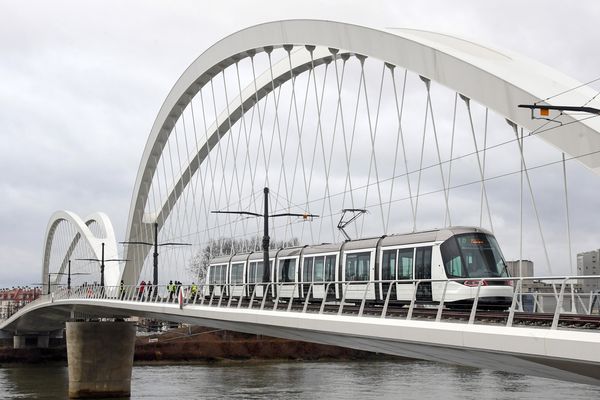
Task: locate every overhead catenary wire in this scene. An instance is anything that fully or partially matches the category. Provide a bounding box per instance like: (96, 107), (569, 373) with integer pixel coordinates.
(535, 75), (600, 104)
(126, 48), (600, 284)
(157, 142), (600, 252)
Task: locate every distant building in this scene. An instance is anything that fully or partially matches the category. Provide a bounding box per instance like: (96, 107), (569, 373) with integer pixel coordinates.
(577, 250), (600, 293)
(506, 260), (534, 277)
(0, 287), (42, 319)
(504, 260), (559, 293)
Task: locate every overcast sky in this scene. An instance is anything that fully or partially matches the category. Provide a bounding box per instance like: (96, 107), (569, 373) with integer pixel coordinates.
(1, 0), (599, 287)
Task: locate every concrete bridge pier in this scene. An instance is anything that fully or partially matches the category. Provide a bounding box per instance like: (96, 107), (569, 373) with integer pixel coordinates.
(66, 321), (136, 399)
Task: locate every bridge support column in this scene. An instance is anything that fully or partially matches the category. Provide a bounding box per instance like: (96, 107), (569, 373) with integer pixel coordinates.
(66, 321), (135, 399)
(12, 334), (49, 348)
(12, 335), (26, 349)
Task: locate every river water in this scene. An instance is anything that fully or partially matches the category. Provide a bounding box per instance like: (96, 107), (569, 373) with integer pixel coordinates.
(0, 360), (597, 399)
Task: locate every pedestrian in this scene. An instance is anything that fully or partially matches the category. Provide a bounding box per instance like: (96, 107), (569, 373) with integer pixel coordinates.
(190, 282), (198, 303)
(138, 280), (146, 301)
(147, 283), (153, 300)
(120, 280), (125, 300)
(175, 281), (181, 299)
(168, 280), (174, 302)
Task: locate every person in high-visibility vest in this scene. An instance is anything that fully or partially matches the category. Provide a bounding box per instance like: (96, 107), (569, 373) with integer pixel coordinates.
(168, 280), (174, 302)
(190, 283), (198, 302)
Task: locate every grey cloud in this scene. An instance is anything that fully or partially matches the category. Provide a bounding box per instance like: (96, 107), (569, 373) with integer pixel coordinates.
(1, 0), (599, 286)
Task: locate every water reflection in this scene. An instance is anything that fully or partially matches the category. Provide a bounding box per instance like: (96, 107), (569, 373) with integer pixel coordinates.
(0, 363), (68, 399)
(0, 360), (597, 399)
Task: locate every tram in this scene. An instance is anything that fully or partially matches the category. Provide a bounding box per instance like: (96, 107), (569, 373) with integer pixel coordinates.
(205, 226), (513, 308)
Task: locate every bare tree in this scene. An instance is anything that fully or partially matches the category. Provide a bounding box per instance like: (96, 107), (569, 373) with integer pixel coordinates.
(188, 236), (299, 280)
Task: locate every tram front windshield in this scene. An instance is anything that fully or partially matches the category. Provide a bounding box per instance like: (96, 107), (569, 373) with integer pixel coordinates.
(440, 233), (508, 278)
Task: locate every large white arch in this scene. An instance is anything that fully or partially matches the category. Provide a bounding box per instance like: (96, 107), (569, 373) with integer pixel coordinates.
(42, 211), (120, 290)
(153, 48), (345, 231)
(123, 19), (600, 284)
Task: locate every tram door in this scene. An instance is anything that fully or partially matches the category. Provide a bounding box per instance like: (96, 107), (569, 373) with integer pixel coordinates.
(249, 261), (270, 298)
(381, 248), (415, 302)
(395, 248), (415, 302)
(277, 258), (297, 298)
(302, 258), (313, 298)
(380, 250), (397, 301)
(415, 247), (432, 301)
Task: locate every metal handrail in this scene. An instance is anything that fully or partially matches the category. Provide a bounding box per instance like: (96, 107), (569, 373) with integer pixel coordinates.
(27, 274), (600, 332)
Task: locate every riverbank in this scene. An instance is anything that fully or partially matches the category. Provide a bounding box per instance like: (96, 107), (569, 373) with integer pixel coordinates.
(0, 326), (383, 364)
(134, 326), (383, 362)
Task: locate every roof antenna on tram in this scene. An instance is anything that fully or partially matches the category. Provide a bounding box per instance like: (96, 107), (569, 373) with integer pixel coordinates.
(337, 209), (368, 241)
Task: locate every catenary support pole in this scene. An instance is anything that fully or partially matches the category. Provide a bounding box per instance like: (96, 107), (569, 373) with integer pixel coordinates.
(262, 187), (270, 284)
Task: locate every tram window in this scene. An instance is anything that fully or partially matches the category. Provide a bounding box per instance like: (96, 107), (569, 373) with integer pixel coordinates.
(441, 233), (507, 278)
(448, 257), (463, 276)
(398, 248), (414, 279)
(415, 247), (432, 280)
(210, 265), (227, 284)
(249, 262), (264, 283)
(440, 237), (463, 278)
(248, 263), (255, 283)
(325, 256), (336, 281)
(303, 257), (314, 283)
(256, 262), (264, 283)
(214, 266), (220, 284)
(382, 250), (397, 280)
(209, 266), (216, 284)
(251, 262), (259, 283)
(231, 263), (244, 284)
(346, 252), (371, 281)
(220, 265), (226, 284)
(314, 256), (325, 282)
(279, 259), (296, 282)
(212, 265), (218, 284)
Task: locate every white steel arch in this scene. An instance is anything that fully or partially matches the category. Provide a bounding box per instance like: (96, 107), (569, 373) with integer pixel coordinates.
(152, 48), (344, 235)
(42, 211), (120, 289)
(123, 19), (600, 284)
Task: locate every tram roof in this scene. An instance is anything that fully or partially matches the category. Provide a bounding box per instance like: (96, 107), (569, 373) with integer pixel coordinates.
(381, 226), (493, 247)
(209, 254), (234, 265)
(343, 237), (382, 251)
(230, 253), (252, 263)
(303, 242), (342, 255)
(277, 246), (305, 258)
(248, 250), (279, 261)
(208, 227), (492, 264)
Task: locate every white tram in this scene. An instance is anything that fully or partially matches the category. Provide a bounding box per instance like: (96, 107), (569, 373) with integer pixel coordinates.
(205, 227), (513, 307)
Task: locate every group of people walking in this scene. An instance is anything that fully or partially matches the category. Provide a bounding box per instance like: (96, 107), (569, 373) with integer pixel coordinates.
(119, 280), (198, 303)
(167, 280), (182, 302)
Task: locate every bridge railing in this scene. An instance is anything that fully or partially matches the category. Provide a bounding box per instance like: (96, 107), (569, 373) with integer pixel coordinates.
(46, 275), (600, 331)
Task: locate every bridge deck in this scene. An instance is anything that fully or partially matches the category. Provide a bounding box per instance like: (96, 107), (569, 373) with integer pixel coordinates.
(2, 287), (599, 386)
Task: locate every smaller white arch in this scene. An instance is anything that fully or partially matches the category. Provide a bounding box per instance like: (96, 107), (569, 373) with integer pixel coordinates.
(42, 211), (120, 290)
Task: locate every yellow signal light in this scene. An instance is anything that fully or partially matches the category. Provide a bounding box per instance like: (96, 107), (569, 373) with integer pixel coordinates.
(540, 108), (550, 116)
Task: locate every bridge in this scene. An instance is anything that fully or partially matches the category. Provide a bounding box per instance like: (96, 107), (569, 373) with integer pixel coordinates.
(3, 20), (600, 397)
